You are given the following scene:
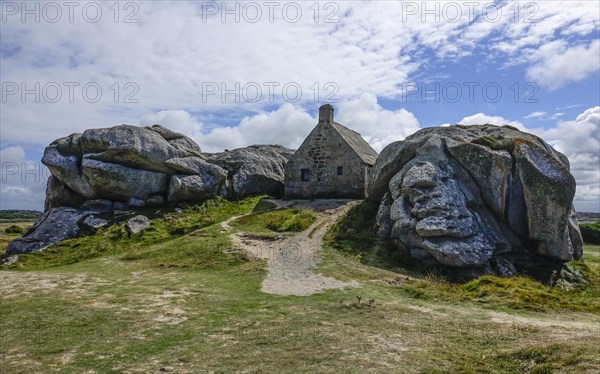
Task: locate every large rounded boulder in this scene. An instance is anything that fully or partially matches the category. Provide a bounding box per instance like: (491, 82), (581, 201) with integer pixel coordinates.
(41, 124), (225, 207)
(207, 145), (294, 199)
(370, 124), (583, 277)
(10, 125), (293, 255)
(8, 124), (229, 255)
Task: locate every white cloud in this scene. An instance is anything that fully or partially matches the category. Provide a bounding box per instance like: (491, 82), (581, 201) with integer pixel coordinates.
(457, 113), (527, 130)
(526, 40), (600, 90)
(533, 106), (599, 155)
(0, 146), (49, 211)
(171, 95), (421, 153)
(524, 111), (546, 119)
(194, 104), (316, 152)
(139, 110), (203, 138)
(1, 1), (598, 148)
(335, 93), (420, 152)
(0, 146), (26, 162)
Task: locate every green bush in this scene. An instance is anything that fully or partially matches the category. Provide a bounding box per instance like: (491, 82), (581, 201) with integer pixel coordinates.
(4, 225), (24, 234)
(580, 222), (600, 244)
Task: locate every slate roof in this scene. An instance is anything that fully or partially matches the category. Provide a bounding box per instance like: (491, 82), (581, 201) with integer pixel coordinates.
(331, 122), (378, 165)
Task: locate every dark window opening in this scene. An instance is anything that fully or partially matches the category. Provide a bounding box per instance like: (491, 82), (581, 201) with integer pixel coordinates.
(337, 166), (343, 176)
(301, 168), (310, 181)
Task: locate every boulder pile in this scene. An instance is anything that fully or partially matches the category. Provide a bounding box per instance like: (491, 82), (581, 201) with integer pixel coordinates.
(7, 124), (292, 254)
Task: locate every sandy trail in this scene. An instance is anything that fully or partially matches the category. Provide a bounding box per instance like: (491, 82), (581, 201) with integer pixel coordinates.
(229, 199), (360, 296)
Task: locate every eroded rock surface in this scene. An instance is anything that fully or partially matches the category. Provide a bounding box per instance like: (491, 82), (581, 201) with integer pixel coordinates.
(370, 124), (583, 276)
(125, 215), (151, 235)
(9, 125), (294, 255)
(207, 145), (294, 199)
(7, 208), (87, 254)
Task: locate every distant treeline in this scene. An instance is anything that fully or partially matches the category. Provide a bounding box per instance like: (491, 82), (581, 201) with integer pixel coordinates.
(0, 210), (42, 222)
(578, 212), (600, 219)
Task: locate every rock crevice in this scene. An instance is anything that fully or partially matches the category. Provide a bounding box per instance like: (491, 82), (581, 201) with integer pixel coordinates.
(369, 124), (583, 277)
(8, 125), (293, 255)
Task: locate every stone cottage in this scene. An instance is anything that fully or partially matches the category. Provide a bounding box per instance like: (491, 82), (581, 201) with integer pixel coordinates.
(284, 104), (378, 198)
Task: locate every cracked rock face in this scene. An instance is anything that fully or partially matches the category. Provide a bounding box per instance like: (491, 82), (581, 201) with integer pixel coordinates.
(41, 124), (212, 205)
(370, 124), (582, 275)
(9, 125), (294, 255)
(207, 145), (294, 199)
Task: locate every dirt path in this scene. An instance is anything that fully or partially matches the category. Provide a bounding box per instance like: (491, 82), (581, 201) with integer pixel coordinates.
(228, 199), (360, 296)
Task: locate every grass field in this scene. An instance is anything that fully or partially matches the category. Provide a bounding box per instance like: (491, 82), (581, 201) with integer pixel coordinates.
(1, 198), (599, 373)
(0, 221), (35, 253)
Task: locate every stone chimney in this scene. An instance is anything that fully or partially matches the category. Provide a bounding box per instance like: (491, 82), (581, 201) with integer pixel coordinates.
(318, 104), (334, 124)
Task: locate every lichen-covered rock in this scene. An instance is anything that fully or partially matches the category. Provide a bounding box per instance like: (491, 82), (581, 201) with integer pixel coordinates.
(370, 124), (583, 276)
(6, 207), (87, 254)
(81, 216), (109, 234)
(81, 159), (169, 200)
(80, 199), (114, 213)
(164, 156), (228, 179)
(207, 145), (293, 199)
(80, 124), (200, 173)
(41, 124), (204, 206)
(44, 175), (85, 211)
(167, 174), (224, 203)
(125, 215), (151, 235)
(11, 124), (223, 254)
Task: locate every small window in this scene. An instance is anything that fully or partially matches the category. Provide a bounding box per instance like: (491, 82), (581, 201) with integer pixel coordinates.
(337, 166), (343, 176)
(301, 168), (310, 181)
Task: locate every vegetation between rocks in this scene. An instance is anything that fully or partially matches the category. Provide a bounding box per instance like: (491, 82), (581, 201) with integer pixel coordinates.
(231, 208), (317, 237)
(1, 196), (266, 271)
(1, 198), (598, 373)
(324, 201), (600, 313)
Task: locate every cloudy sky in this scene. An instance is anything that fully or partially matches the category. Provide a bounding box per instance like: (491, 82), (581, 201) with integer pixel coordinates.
(1, 1), (599, 212)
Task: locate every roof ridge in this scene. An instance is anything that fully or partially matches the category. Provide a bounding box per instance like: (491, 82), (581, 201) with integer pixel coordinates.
(329, 121), (378, 165)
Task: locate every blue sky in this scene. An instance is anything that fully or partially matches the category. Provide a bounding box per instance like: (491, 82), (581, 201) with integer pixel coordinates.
(1, 1), (599, 211)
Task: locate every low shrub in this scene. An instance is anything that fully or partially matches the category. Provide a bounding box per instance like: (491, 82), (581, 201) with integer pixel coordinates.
(4, 225), (24, 234)
(580, 221), (600, 244)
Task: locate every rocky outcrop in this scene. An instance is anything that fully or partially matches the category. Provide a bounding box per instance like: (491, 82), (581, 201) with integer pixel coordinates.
(41, 125), (291, 209)
(165, 157), (228, 203)
(8, 125), (294, 255)
(41, 124), (227, 209)
(6, 207), (88, 254)
(207, 145), (293, 199)
(44, 175), (85, 210)
(370, 124), (583, 276)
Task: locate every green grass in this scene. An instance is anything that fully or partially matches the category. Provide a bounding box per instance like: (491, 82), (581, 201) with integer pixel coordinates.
(2, 196), (265, 271)
(323, 200), (427, 276)
(0, 221), (34, 253)
(4, 224), (24, 234)
(323, 201), (600, 313)
(3, 248), (599, 373)
(118, 225), (247, 270)
(399, 246), (600, 313)
(1, 200), (599, 372)
(425, 341), (598, 373)
(230, 208), (316, 238)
